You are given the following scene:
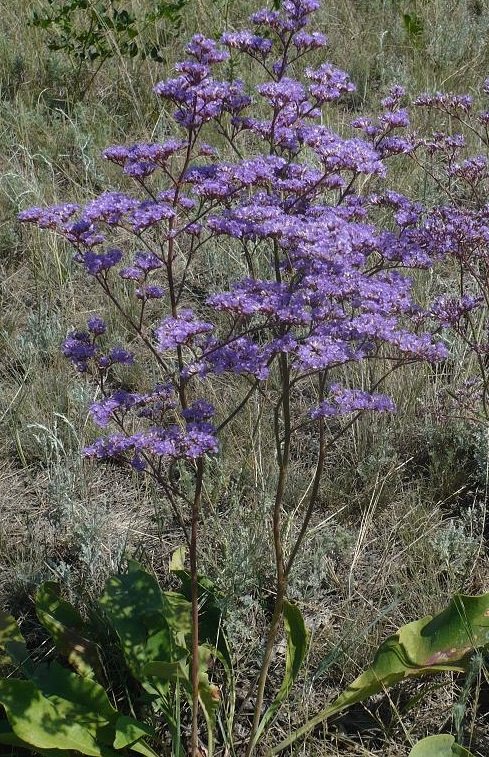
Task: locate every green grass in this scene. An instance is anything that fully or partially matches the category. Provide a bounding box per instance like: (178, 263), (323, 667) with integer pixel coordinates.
(1, 0), (489, 755)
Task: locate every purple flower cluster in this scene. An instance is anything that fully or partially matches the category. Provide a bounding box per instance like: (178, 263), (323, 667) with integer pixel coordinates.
(310, 385), (396, 419)
(431, 295), (482, 325)
(414, 92), (473, 113)
(62, 320), (135, 373)
(19, 0), (465, 471)
(221, 31), (273, 56)
(62, 331), (97, 372)
(155, 310), (214, 351)
(103, 139), (186, 178)
(84, 423), (218, 463)
(305, 63), (355, 103)
(18, 203), (79, 227)
(90, 384), (177, 427)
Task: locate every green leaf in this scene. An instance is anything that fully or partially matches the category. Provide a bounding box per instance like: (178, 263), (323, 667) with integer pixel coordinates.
(409, 734), (475, 756)
(0, 613), (32, 674)
(170, 560), (232, 673)
(170, 553), (234, 752)
(100, 562), (188, 754)
(162, 592), (192, 645)
(129, 742), (161, 757)
(32, 661), (116, 722)
(0, 717), (72, 754)
(36, 582), (102, 679)
(142, 660), (188, 682)
(198, 656), (221, 757)
(403, 12), (424, 43)
(100, 563), (175, 680)
(0, 679), (116, 755)
(270, 593), (489, 754)
(170, 546), (186, 573)
(113, 714), (155, 751)
(252, 601), (308, 750)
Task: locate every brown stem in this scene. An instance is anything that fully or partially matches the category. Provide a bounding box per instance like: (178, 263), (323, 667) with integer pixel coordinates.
(190, 458), (204, 757)
(245, 354), (290, 756)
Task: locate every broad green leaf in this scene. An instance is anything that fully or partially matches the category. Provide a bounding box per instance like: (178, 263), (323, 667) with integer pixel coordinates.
(170, 555), (234, 752)
(36, 582), (102, 679)
(252, 600), (308, 750)
(113, 714), (156, 752)
(0, 717), (72, 754)
(100, 563), (187, 755)
(32, 661), (116, 722)
(129, 742), (161, 757)
(271, 593), (489, 754)
(0, 679), (117, 755)
(162, 591), (192, 645)
(409, 734), (475, 756)
(100, 563), (175, 679)
(142, 660), (188, 682)
(0, 613), (32, 674)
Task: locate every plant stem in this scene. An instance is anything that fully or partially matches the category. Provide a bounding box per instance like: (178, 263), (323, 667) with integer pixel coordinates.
(190, 458), (204, 757)
(245, 354), (291, 756)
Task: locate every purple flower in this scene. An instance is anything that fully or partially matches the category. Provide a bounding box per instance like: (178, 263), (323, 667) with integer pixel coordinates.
(133, 251), (163, 271)
(129, 201), (175, 233)
(20, 0), (469, 481)
(305, 63), (355, 102)
(414, 92), (473, 112)
(431, 295), (482, 325)
(310, 384), (396, 419)
(221, 31), (273, 55)
(82, 248), (123, 275)
(257, 79), (307, 107)
(250, 9), (282, 28)
(18, 203), (79, 227)
(381, 85), (406, 110)
(185, 34), (229, 64)
(103, 139), (186, 169)
(83, 192), (139, 225)
(292, 30), (328, 49)
(98, 347), (135, 368)
(87, 316), (107, 335)
(155, 309), (213, 351)
(120, 266), (144, 281)
(131, 455), (147, 471)
(448, 156), (488, 183)
(379, 109), (410, 129)
(84, 423), (218, 461)
(294, 336), (352, 372)
(182, 400), (215, 422)
(109, 347), (135, 365)
(62, 331), (97, 372)
(90, 390), (141, 427)
(193, 336), (270, 380)
(136, 285), (165, 299)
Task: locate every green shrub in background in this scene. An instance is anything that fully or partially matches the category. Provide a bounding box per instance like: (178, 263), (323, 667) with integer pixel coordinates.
(30, 0), (189, 100)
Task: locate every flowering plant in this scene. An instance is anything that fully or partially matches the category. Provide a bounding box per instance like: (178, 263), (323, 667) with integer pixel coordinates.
(19, 0), (458, 752)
